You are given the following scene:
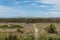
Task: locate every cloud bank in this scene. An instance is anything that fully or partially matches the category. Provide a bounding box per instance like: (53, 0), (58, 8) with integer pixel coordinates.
(0, 0), (60, 17)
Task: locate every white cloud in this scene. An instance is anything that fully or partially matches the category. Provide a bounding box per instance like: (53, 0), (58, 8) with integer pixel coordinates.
(12, 1), (21, 5)
(23, 1), (31, 2)
(54, 5), (60, 10)
(37, 0), (60, 13)
(0, 0), (60, 17)
(29, 3), (38, 6)
(40, 0), (60, 4)
(47, 5), (60, 11)
(29, 3), (49, 7)
(39, 5), (49, 7)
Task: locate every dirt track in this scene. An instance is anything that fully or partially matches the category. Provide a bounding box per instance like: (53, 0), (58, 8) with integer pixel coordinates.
(33, 24), (39, 40)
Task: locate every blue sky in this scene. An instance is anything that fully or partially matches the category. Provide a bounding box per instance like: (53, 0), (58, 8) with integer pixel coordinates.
(0, 0), (60, 18)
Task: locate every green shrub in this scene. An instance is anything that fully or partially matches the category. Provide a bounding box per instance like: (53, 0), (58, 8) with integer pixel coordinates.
(0, 24), (24, 29)
(10, 24), (23, 29)
(57, 37), (60, 40)
(24, 32), (34, 40)
(44, 24), (57, 34)
(0, 25), (9, 29)
(39, 35), (46, 40)
(48, 37), (53, 40)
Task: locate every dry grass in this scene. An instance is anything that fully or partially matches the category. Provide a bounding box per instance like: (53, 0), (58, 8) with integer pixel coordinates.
(0, 23), (60, 40)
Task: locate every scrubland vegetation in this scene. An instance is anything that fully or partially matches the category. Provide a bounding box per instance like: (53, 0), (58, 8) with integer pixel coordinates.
(0, 23), (60, 40)
(0, 18), (60, 23)
(0, 18), (60, 40)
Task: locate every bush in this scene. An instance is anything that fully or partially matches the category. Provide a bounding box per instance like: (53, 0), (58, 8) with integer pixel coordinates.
(57, 37), (60, 40)
(10, 24), (24, 29)
(0, 25), (9, 29)
(44, 24), (57, 34)
(24, 32), (34, 40)
(0, 24), (24, 29)
(48, 37), (53, 40)
(17, 28), (24, 33)
(39, 35), (46, 40)
(5, 34), (18, 40)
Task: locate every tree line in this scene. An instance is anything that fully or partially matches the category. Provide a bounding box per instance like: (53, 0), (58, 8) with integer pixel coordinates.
(0, 18), (60, 23)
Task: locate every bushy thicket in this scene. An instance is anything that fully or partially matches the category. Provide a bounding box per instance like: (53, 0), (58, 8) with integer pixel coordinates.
(44, 24), (57, 34)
